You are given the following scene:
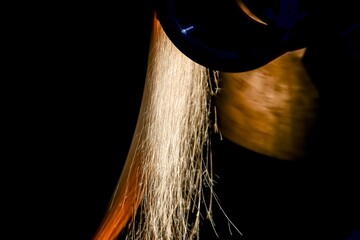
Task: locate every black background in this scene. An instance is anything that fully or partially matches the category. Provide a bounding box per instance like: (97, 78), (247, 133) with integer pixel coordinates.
(8, 2), (152, 239)
(42, 5), (151, 240)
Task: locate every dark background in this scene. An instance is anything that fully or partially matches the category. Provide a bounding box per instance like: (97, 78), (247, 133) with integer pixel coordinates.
(8, 2), (152, 239)
(41, 4), (152, 240)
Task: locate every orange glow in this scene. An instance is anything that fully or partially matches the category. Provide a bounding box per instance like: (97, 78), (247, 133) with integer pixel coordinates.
(236, 0), (268, 25)
(93, 153), (143, 240)
(93, 16), (159, 240)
